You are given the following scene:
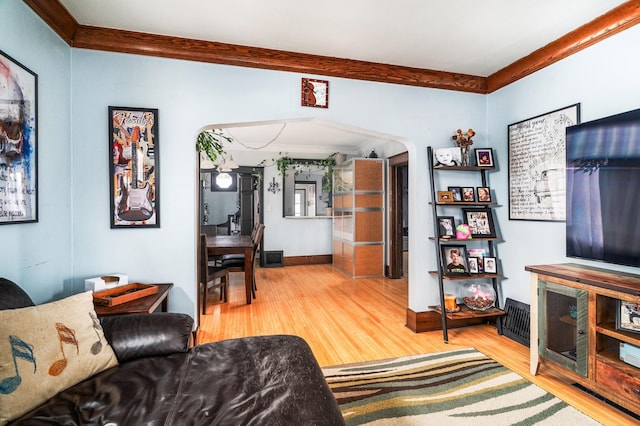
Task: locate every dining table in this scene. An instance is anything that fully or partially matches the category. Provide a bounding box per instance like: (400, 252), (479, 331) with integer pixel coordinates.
(206, 234), (254, 304)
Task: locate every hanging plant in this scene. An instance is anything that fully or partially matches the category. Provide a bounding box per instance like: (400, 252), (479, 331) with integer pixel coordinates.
(275, 154), (296, 177)
(196, 129), (233, 163)
(312, 153), (337, 193)
(257, 152), (337, 193)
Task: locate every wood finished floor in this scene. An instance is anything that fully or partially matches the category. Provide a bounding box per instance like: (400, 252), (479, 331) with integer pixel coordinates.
(197, 264), (637, 425)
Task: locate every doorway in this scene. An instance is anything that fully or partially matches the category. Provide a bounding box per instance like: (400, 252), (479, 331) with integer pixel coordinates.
(200, 166), (262, 237)
(388, 152), (408, 279)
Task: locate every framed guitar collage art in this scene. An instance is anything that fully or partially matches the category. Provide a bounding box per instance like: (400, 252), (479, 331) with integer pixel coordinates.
(109, 106), (159, 228)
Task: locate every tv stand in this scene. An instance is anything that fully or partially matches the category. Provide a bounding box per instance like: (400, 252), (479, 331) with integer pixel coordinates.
(527, 263), (640, 416)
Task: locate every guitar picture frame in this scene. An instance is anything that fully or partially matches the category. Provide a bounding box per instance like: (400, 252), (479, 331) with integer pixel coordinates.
(109, 106), (159, 228)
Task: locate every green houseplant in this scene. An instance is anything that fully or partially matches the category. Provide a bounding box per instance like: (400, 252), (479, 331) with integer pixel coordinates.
(196, 129), (233, 163)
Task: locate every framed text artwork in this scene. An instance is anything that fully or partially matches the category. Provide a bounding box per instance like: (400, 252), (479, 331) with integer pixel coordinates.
(109, 106), (159, 228)
(0, 50), (38, 225)
(508, 103), (580, 221)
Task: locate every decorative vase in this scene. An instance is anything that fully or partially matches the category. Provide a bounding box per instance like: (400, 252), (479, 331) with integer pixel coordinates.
(460, 282), (496, 311)
(460, 146), (470, 166)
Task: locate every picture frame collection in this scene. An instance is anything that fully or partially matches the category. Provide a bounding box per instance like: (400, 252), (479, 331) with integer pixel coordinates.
(432, 147), (495, 168)
(440, 244), (498, 277)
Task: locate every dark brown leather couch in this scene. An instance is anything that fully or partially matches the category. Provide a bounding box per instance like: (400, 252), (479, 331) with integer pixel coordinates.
(1, 278), (344, 425)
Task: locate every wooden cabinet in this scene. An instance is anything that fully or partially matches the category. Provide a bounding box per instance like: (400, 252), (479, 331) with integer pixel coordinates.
(527, 263), (640, 415)
(427, 146), (503, 342)
(332, 159), (385, 278)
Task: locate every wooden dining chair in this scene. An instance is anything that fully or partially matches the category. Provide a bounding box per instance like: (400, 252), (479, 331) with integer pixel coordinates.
(200, 233), (229, 314)
(220, 222), (260, 264)
(221, 224), (264, 299)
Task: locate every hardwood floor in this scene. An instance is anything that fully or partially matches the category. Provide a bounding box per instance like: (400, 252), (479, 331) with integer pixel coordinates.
(197, 264), (637, 425)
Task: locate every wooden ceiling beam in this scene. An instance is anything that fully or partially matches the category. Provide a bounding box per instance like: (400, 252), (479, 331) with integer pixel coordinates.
(72, 25), (488, 93)
(23, 0), (78, 45)
(487, 1), (640, 92)
(22, 0), (640, 94)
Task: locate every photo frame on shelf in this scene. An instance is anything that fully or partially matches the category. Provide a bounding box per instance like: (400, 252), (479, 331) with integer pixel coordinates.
(437, 191), (454, 202)
(484, 256), (497, 274)
(616, 300), (640, 334)
(437, 216), (455, 238)
(433, 147), (462, 167)
(474, 148), (494, 167)
(468, 257), (479, 274)
(447, 186), (462, 202)
(109, 106), (159, 228)
(462, 187), (475, 202)
(462, 208), (496, 238)
(441, 245), (470, 276)
(467, 248), (487, 272)
(0, 50), (38, 225)
(508, 103), (580, 221)
(476, 186), (491, 202)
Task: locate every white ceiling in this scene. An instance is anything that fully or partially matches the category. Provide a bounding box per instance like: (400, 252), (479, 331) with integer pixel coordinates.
(57, 0), (628, 153)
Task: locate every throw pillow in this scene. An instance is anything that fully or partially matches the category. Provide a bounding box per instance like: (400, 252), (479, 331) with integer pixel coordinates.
(0, 291), (118, 424)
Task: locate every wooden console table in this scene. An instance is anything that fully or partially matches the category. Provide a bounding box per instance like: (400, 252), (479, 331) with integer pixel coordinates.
(527, 263), (640, 415)
(94, 283), (173, 316)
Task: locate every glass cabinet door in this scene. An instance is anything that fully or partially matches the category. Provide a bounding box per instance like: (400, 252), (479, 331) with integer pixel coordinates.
(538, 280), (589, 376)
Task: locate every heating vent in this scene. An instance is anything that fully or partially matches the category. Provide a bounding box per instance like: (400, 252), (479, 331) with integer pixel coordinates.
(501, 298), (530, 347)
(263, 250), (284, 268)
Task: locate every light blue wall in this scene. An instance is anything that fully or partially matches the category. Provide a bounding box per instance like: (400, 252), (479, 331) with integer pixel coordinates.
(0, 1), (72, 303)
(11, 0), (639, 320)
(487, 25), (640, 304)
(69, 48), (487, 316)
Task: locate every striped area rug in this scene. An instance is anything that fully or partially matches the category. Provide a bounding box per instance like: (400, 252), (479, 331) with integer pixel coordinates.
(322, 348), (600, 425)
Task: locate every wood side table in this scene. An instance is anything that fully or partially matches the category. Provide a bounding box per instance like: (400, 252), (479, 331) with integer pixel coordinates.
(94, 283), (173, 316)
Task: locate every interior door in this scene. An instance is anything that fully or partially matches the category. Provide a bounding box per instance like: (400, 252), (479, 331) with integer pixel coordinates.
(388, 152), (408, 278)
(238, 174), (254, 236)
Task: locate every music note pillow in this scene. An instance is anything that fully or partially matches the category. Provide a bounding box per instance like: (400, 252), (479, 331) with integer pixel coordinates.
(0, 290), (118, 424)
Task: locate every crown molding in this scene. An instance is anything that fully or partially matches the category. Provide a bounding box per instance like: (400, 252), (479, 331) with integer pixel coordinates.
(23, 0), (640, 94)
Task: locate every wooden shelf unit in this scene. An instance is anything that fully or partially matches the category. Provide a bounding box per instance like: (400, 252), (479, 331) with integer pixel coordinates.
(427, 146), (503, 343)
(527, 263), (640, 416)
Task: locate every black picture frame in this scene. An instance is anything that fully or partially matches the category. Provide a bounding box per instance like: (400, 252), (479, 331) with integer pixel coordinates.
(616, 300), (640, 334)
(476, 186), (491, 202)
(508, 103), (580, 221)
(0, 50), (38, 225)
(484, 256), (497, 274)
(109, 106), (159, 228)
(468, 257), (479, 274)
(462, 187), (475, 202)
(437, 216), (455, 238)
(462, 208), (496, 238)
(441, 244), (470, 276)
(448, 186), (462, 202)
(474, 148), (494, 167)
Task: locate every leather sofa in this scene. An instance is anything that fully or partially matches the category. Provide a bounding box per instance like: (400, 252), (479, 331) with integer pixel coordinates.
(0, 278), (344, 425)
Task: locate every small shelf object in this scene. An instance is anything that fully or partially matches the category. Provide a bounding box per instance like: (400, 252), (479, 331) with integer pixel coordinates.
(93, 283), (158, 307)
(427, 146), (504, 343)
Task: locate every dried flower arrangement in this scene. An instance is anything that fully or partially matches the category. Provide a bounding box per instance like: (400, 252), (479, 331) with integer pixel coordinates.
(452, 128), (476, 165)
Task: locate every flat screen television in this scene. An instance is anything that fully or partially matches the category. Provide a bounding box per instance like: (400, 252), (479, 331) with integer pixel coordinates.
(566, 107), (640, 267)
